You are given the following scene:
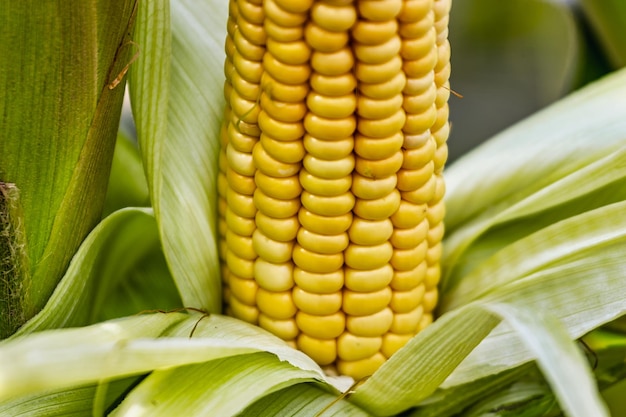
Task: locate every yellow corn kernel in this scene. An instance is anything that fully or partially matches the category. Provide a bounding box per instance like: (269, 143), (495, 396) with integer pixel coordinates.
(221, 0), (452, 380)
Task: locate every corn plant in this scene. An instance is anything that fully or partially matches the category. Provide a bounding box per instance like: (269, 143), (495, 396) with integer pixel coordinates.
(1, 0), (626, 416)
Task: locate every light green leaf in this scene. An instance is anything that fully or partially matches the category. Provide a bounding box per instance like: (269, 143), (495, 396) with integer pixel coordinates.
(0, 0), (138, 327)
(241, 383), (372, 417)
(14, 208), (165, 334)
(0, 313), (332, 403)
(110, 353), (318, 417)
(129, 0), (226, 312)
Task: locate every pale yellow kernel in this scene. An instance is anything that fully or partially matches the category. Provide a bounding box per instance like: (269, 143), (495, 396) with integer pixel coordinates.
(345, 264), (394, 292)
(360, 110), (406, 140)
(418, 313), (433, 332)
(263, 53), (311, 85)
(310, 2), (357, 32)
(346, 307), (394, 336)
(391, 241), (428, 271)
(402, 30), (437, 61)
(292, 244), (344, 273)
(231, 113), (261, 137)
(353, 189), (401, 220)
(227, 252), (255, 279)
(255, 211), (300, 241)
(402, 140), (437, 168)
(304, 113), (356, 140)
(259, 135), (305, 165)
(426, 200), (445, 225)
(426, 242), (443, 265)
(432, 174), (446, 202)
(226, 230), (257, 260)
(351, 19), (398, 45)
(264, 0), (308, 26)
(303, 154), (355, 179)
(424, 265), (440, 289)
(227, 167), (256, 196)
(218, 171), (228, 198)
(252, 229), (294, 263)
(337, 352), (386, 380)
(266, 38), (311, 65)
(390, 305), (423, 334)
(354, 132), (403, 160)
(390, 285), (425, 313)
(226, 208), (256, 236)
(390, 220), (428, 249)
(381, 333), (414, 358)
(260, 93), (307, 123)
(399, 0), (433, 22)
(307, 92), (356, 119)
(354, 36), (402, 65)
(397, 162), (435, 192)
(390, 201), (426, 228)
(403, 107), (438, 134)
(403, 48), (438, 77)
(226, 188), (257, 219)
(253, 142), (301, 177)
(359, 0), (402, 19)
(229, 274), (259, 306)
(254, 171), (301, 200)
(233, 30), (265, 62)
(348, 217), (393, 245)
(311, 48), (355, 76)
(337, 333), (382, 362)
(258, 314), (299, 340)
(435, 62), (452, 87)
(297, 228), (349, 254)
(357, 94), (403, 119)
(403, 86), (437, 114)
(296, 311), (346, 339)
(227, 124), (257, 154)
(355, 150), (403, 179)
(293, 287), (342, 315)
(304, 22), (349, 53)
(229, 296), (259, 324)
(238, 19), (266, 46)
(352, 173), (398, 200)
(297, 334), (337, 365)
(257, 288), (297, 319)
(300, 171), (352, 196)
(422, 288), (439, 313)
(404, 72), (436, 96)
(301, 191), (355, 217)
(254, 259), (295, 291)
(391, 262), (427, 291)
(399, 14), (435, 39)
(298, 208), (353, 235)
(261, 73), (309, 103)
(294, 267), (344, 294)
(229, 89), (260, 124)
(427, 222), (445, 245)
(436, 82), (451, 107)
(238, 0), (264, 24)
(359, 72), (406, 100)
(344, 242), (394, 270)
(310, 73), (358, 96)
(356, 55), (403, 84)
(226, 145), (256, 177)
(401, 176), (436, 204)
(303, 135), (354, 160)
(433, 140), (449, 172)
(343, 288), (392, 316)
(253, 189), (301, 218)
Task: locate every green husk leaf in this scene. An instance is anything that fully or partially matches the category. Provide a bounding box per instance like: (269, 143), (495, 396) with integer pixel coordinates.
(240, 383), (372, 417)
(0, 0), (138, 324)
(580, 0), (626, 68)
(14, 208), (165, 334)
(129, 0), (225, 311)
(110, 353), (318, 417)
(0, 313), (335, 403)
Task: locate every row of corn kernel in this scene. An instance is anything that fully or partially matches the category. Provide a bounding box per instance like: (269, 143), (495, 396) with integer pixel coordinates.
(249, 0), (312, 346)
(293, 0), (357, 368)
(222, 0), (265, 324)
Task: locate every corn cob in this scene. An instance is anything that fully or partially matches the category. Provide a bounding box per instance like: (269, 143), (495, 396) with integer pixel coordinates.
(218, 0), (451, 380)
